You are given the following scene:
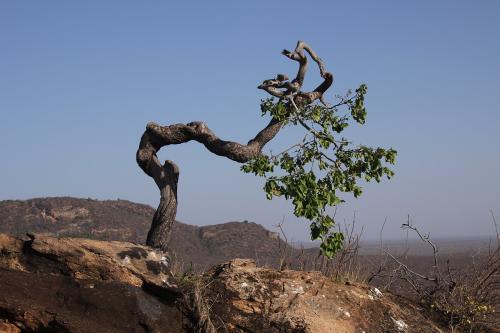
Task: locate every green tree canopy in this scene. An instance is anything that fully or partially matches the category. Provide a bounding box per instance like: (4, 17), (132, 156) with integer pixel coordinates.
(242, 85), (396, 257)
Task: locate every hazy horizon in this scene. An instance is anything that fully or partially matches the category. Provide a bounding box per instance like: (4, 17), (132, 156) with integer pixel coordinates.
(1, 1), (499, 242)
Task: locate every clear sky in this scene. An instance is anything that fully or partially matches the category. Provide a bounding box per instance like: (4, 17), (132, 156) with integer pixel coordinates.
(1, 1), (499, 241)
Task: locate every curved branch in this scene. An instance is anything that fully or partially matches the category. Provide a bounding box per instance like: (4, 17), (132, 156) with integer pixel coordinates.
(260, 40), (334, 106)
(293, 40), (328, 78)
(138, 117), (283, 170)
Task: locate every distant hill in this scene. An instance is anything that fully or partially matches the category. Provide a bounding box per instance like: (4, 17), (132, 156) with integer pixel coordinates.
(1, 197), (491, 272)
(0, 197), (298, 270)
(0, 197), (153, 242)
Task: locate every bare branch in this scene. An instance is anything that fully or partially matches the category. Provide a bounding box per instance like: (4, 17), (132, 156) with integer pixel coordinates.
(259, 41), (334, 107)
(384, 250), (437, 282)
(401, 215), (441, 283)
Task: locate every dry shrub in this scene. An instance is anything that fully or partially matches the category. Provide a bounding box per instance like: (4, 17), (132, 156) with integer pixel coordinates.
(274, 213), (368, 284)
(314, 217), (366, 283)
(176, 268), (218, 333)
(273, 212), (499, 332)
(369, 214), (499, 332)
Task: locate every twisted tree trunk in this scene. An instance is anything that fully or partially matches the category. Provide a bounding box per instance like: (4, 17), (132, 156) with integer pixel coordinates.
(136, 41), (333, 251)
(136, 119), (284, 250)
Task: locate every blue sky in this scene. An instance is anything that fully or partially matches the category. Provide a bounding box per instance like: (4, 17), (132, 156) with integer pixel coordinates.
(1, 1), (499, 241)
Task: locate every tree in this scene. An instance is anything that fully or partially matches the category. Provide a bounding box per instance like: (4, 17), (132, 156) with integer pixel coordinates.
(136, 41), (396, 257)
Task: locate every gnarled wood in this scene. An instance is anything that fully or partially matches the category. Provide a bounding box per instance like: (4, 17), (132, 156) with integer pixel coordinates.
(137, 41), (334, 251)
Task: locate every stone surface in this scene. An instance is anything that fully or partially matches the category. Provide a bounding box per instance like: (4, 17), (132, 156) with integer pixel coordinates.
(203, 259), (446, 333)
(0, 321), (21, 333)
(0, 233), (185, 333)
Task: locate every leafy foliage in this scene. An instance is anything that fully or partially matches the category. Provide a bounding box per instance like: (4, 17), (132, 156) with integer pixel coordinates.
(242, 85), (397, 257)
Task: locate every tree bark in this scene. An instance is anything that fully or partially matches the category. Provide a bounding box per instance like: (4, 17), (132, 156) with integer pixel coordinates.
(137, 41), (333, 251)
(145, 160), (179, 250)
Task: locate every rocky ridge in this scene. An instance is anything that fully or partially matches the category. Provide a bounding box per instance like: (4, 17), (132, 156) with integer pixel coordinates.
(0, 233), (447, 333)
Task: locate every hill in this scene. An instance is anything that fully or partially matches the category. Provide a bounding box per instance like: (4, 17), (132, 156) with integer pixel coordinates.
(0, 197), (292, 270)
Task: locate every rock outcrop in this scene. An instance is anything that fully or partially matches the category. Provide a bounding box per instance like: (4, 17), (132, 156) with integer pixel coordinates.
(202, 259), (445, 333)
(0, 233), (185, 332)
(0, 234), (446, 332)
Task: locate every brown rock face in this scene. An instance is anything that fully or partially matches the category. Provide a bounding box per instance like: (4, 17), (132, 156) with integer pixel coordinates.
(0, 233), (185, 333)
(202, 259), (446, 333)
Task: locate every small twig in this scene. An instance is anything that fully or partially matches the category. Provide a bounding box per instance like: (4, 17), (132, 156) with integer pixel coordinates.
(490, 209), (500, 246)
(384, 250), (437, 282)
(274, 217), (290, 271)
